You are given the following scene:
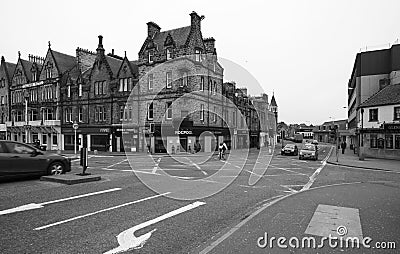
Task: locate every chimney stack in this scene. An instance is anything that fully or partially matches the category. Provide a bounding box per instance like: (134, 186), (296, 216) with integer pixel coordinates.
(97, 35), (105, 55)
(190, 11), (204, 31)
(147, 22), (161, 38)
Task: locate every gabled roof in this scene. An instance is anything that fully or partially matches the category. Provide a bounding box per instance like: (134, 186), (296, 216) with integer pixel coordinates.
(105, 55), (123, 77)
(19, 59), (33, 82)
(359, 83), (400, 108)
(51, 50), (77, 74)
(152, 26), (191, 51)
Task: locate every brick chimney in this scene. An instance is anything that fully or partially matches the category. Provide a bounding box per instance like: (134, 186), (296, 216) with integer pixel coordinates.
(204, 37), (216, 54)
(147, 22), (161, 38)
(190, 11), (204, 31)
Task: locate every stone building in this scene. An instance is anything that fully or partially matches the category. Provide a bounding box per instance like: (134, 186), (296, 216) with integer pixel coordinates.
(0, 56), (16, 139)
(132, 11), (228, 153)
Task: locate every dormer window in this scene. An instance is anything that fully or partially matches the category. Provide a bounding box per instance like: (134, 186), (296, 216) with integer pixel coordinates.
(195, 49), (202, 62)
(32, 71), (37, 82)
(148, 50), (154, 63)
(166, 48), (172, 60)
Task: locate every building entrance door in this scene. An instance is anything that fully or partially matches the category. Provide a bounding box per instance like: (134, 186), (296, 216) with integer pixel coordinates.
(180, 137), (187, 153)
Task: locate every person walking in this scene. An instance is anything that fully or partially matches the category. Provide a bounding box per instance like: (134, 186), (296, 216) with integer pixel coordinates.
(340, 141), (346, 154)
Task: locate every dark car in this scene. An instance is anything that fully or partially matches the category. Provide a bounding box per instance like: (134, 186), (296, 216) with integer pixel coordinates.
(281, 144), (298, 156)
(0, 140), (71, 180)
(27, 142), (47, 151)
(299, 143), (318, 160)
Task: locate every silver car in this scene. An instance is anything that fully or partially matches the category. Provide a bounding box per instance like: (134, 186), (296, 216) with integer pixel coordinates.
(299, 143), (318, 160)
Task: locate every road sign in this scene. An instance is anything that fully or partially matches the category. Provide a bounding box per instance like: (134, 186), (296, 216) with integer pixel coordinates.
(73, 123), (79, 130)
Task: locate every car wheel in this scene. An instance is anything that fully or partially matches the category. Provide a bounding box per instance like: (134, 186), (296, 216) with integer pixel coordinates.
(299, 156), (302, 160)
(48, 162), (65, 175)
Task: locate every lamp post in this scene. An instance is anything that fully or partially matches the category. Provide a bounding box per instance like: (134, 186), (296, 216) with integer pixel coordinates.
(24, 90), (29, 143)
(73, 121), (79, 155)
(329, 117), (338, 162)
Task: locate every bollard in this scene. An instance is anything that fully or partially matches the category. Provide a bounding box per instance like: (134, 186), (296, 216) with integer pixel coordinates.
(78, 147), (90, 175)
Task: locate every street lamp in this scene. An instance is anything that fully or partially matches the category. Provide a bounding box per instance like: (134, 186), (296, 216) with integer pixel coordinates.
(329, 117), (338, 162)
(24, 90), (29, 143)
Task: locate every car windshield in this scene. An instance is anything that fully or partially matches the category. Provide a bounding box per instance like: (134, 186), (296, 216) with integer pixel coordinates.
(284, 145), (295, 149)
(302, 145), (315, 151)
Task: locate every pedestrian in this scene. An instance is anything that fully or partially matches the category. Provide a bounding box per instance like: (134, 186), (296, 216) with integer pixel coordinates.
(340, 141), (346, 154)
(219, 142), (228, 160)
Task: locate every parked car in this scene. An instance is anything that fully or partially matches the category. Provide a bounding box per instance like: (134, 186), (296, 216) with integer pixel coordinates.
(281, 144), (298, 156)
(0, 140), (71, 180)
(299, 143), (318, 160)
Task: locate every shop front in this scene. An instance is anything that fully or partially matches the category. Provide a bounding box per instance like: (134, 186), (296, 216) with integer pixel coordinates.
(360, 123), (400, 160)
(113, 126), (139, 152)
(237, 129), (249, 149)
(62, 126), (112, 152)
(147, 123), (231, 154)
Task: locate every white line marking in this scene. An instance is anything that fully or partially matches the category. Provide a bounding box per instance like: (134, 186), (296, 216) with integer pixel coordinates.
(184, 157), (208, 176)
(34, 192), (170, 230)
(106, 159), (128, 169)
(152, 158), (162, 174)
(0, 188), (122, 216)
(301, 146), (333, 191)
(104, 201), (206, 253)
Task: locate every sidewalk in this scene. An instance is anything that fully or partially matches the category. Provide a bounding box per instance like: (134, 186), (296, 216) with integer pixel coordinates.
(198, 181), (400, 253)
(327, 147), (400, 172)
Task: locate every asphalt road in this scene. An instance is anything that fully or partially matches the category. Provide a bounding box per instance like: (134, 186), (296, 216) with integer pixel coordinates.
(1, 142), (397, 253)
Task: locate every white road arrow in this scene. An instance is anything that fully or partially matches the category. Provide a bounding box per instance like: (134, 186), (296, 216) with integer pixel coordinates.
(0, 188), (122, 216)
(104, 201), (206, 254)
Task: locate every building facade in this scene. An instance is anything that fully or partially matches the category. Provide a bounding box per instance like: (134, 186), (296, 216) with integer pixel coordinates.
(358, 83), (400, 160)
(1, 11), (277, 153)
(347, 44), (400, 154)
(0, 56), (16, 139)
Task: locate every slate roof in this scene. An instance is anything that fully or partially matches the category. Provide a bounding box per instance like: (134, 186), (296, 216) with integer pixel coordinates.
(51, 50), (77, 74)
(105, 55), (123, 77)
(152, 26), (191, 51)
(359, 83), (400, 108)
(20, 59), (34, 81)
(5, 62), (17, 77)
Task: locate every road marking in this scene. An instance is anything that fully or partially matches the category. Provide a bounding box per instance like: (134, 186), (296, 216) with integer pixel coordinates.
(106, 159), (128, 169)
(0, 188), (122, 216)
(305, 204), (363, 239)
(199, 195), (282, 254)
(152, 158), (161, 174)
(268, 165), (309, 176)
(34, 192), (170, 231)
(104, 201), (206, 253)
(184, 157), (208, 176)
(301, 146), (333, 191)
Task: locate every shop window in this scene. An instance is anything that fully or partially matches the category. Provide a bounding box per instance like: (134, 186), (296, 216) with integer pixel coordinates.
(129, 106), (132, 120)
(377, 137), (384, 149)
(53, 134), (58, 145)
(369, 108), (378, 122)
(395, 135), (400, 149)
(385, 135), (394, 149)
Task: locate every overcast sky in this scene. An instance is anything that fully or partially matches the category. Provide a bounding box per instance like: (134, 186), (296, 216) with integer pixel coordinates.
(1, 0), (399, 125)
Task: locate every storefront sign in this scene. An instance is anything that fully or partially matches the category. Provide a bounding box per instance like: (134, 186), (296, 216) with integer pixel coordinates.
(99, 128), (109, 133)
(384, 123), (400, 132)
(175, 130), (193, 135)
